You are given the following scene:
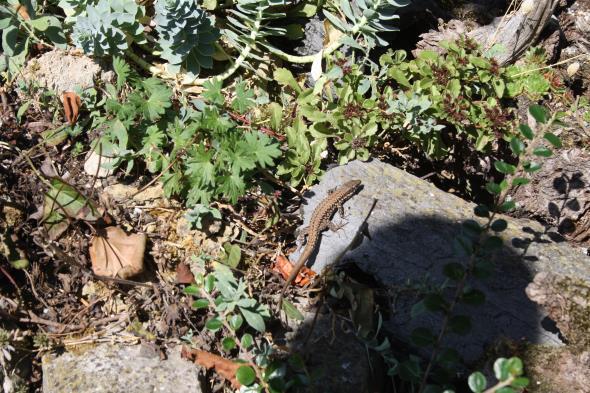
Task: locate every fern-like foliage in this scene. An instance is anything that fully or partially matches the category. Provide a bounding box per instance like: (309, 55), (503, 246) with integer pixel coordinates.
(70, 0), (145, 56)
(154, 0), (220, 79)
(324, 0), (410, 47)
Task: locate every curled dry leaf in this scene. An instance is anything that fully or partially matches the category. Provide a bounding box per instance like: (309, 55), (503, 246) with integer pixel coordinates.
(89, 226), (146, 279)
(273, 253), (316, 287)
(175, 262), (195, 284)
(181, 346), (246, 388)
(62, 91), (81, 126)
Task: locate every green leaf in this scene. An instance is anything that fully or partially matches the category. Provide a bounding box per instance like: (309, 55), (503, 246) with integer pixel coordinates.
(184, 285), (200, 295)
(494, 161), (516, 175)
(486, 182), (502, 195)
(449, 315), (471, 335)
(519, 124), (534, 140)
(491, 219), (507, 232)
(16, 100), (31, 123)
(509, 137), (525, 156)
(493, 78), (505, 97)
(205, 317), (223, 332)
(231, 81), (256, 113)
(468, 371), (487, 393)
(506, 357), (523, 376)
(494, 358), (510, 381)
(511, 377), (529, 388)
(533, 146), (552, 157)
(239, 306), (265, 332)
(222, 243), (241, 268)
(192, 298), (209, 309)
(222, 337), (236, 351)
(423, 294), (447, 313)
(500, 200), (516, 212)
(236, 365), (256, 386)
(543, 132), (562, 148)
(529, 105), (548, 123)
(202, 78), (224, 106)
(281, 299), (304, 320)
(462, 289), (485, 305)
(240, 333), (253, 348)
(483, 236), (503, 250)
(274, 68), (302, 94)
(523, 161), (542, 173)
(2, 26), (18, 56)
(512, 177), (530, 186)
(268, 102), (282, 130)
(204, 274), (215, 293)
(411, 328), (436, 347)
(443, 263), (465, 281)
(228, 314), (243, 330)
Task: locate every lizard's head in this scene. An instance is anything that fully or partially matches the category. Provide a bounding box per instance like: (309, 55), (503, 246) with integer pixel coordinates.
(346, 179), (362, 189)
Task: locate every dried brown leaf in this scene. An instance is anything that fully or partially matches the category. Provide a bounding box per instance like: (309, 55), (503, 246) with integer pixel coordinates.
(89, 226), (146, 279)
(181, 347), (246, 388)
(62, 91), (81, 126)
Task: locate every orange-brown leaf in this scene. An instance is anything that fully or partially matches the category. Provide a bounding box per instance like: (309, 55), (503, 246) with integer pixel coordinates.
(175, 262), (194, 284)
(273, 253), (316, 287)
(62, 91), (81, 126)
(181, 347), (245, 388)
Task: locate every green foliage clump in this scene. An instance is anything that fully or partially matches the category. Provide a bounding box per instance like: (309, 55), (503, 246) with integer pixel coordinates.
(70, 0), (145, 56)
(379, 37), (557, 155)
(92, 58), (280, 205)
(154, 0), (219, 78)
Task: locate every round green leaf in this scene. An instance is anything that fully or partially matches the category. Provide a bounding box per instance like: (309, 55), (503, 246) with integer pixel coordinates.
(500, 200), (516, 212)
(468, 371), (487, 393)
(423, 294), (448, 313)
(236, 365), (256, 386)
(486, 182), (502, 195)
(222, 337), (236, 351)
(205, 317), (223, 332)
(493, 357), (510, 380)
(482, 235), (503, 250)
(506, 357), (523, 376)
(239, 306), (266, 333)
(192, 298), (209, 309)
(240, 333), (253, 349)
(511, 377), (529, 388)
(491, 219), (507, 232)
(229, 314), (243, 330)
(523, 161), (542, 173)
(509, 137), (525, 155)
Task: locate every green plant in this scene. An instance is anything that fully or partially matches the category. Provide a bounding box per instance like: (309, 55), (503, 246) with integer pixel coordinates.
(464, 357), (528, 393)
(0, 0), (66, 77)
(70, 0), (145, 56)
(90, 58), (281, 205)
(183, 259), (310, 391)
(154, 0), (219, 79)
(185, 204), (222, 230)
(379, 38), (558, 156)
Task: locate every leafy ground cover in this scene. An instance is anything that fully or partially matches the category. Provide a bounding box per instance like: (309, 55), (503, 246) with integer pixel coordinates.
(1, 0), (589, 392)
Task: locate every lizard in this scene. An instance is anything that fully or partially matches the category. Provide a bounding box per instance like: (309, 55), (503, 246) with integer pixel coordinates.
(277, 179), (362, 313)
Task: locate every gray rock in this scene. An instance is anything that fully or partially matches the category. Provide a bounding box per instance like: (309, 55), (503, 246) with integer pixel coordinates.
(42, 344), (203, 393)
(291, 159), (590, 363)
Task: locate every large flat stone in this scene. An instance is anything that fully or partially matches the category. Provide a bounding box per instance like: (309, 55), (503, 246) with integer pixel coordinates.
(293, 159), (590, 363)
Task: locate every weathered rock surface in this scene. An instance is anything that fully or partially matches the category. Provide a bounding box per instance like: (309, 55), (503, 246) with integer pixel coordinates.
(291, 159), (590, 364)
(513, 148), (590, 244)
(42, 344), (203, 393)
(18, 49), (112, 94)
